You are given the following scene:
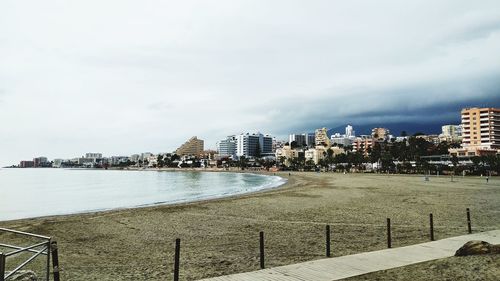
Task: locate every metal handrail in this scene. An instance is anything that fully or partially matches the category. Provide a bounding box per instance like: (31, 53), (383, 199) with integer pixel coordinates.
(0, 228), (50, 240)
(0, 228), (54, 281)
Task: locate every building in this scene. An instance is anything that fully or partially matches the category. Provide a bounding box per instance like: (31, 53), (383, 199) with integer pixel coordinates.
(85, 153), (102, 159)
(439, 125), (462, 143)
(372, 128), (390, 141)
(315, 128), (330, 147)
(275, 145), (301, 166)
(305, 133), (315, 147)
(416, 134), (440, 145)
(175, 136), (204, 156)
(236, 133), (273, 158)
(345, 125), (355, 137)
(352, 137), (374, 155)
(289, 134), (307, 147)
(33, 157), (48, 167)
(19, 160), (35, 168)
(450, 107), (500, 156)
(216, 135), (237, 158)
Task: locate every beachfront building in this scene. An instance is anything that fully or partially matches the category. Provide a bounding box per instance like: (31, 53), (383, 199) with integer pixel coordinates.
(236, 132), (273, 158)
(372, 128), (390, 141)
(275, 145), (301, 166)
(449, 107), (500, 156)
(175, 136), (204, 156)
(216, 135), (237, 159)
(315, 128), (330, 147)
(345, 124), (355, 137)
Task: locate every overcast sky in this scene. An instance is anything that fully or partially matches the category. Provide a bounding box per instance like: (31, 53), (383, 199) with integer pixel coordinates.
(1, 0), (500, 166)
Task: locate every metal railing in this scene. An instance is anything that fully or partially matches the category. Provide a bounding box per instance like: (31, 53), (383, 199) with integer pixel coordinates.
(0, 227), (59, 281)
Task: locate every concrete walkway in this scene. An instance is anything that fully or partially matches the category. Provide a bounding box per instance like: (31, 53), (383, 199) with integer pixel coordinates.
(199, 230), (500, 281)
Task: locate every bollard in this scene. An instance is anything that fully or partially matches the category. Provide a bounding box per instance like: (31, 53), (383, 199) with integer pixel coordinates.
(0, 252), (5, 281)
(466, 208), (472, 234)
(326, 225), (331, 257)
(50, 241), (60, 281)
(387, 218), (392, 248)
(429, 213), (434, 241)
(174, 238), (181, 281)
(259, 231), (265, 269)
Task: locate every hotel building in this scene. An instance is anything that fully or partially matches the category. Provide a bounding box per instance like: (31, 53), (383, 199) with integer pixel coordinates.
(315, 128), (330, 147)
(175, 136), (204, 156)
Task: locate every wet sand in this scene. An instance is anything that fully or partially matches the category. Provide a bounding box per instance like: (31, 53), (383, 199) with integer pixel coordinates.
(1, 172), (499, 280)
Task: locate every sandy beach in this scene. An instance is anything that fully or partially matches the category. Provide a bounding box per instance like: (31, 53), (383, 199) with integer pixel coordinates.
(1, 172), (499, 280)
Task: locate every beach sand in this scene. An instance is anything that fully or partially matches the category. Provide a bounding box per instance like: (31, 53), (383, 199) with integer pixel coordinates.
(1, 172), (499, 280)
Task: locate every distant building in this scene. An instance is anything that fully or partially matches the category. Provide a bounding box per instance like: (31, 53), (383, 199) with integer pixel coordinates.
(439, 125), (462, 143)
(216, 135), (237, 158)
(345, 125), (355, 137)
(52, 159), (64, 168)
(236, 133), (273, 158)
(371, 128), (390, 141)
(450, 107), (500, 156)
(315, 128), (330, 147)
(85, 153), (103, 159)
(416, 134), (440, 145)
(175, 136), (204, 156)
(20, 160), (34, 168)
(289, 134), (307, 147)
(351, 136), (373, 155)
(32, 157), (48, 168)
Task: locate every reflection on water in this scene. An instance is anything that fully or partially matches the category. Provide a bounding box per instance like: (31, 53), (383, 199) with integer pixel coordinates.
(0, 169), (286, 221)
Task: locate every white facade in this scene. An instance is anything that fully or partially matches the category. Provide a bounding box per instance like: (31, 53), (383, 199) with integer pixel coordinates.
(217, 135), (237, 158)
(236, 133), (273, 158)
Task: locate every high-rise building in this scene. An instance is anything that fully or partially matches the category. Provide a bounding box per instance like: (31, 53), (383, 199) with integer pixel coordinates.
(305, 133), (315, 147)
(175, 136), (204, 156)
(85, 153), (103, 159)
(236, 133), (273, 158)
(457, 107), (500, 155)
(345, 125), (355, 137)
(315, 128), (330, 147)
(289, 134), (307, 147)
(216, 135), (237, 158)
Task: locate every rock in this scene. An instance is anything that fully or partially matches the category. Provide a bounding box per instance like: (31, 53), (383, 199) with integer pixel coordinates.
(7, 270), (38, 281)
(455, 240), (500, 256)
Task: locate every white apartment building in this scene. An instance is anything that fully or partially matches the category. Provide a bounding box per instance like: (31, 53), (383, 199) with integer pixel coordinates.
(236, 133), (273, 158)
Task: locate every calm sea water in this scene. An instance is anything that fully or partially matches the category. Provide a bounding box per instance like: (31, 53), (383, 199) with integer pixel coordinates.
(0, 168), (286, 221)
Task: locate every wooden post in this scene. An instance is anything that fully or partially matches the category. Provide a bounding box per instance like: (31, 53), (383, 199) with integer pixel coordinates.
(467, 208), (472, 234)
(429, 213), (434, 241)
(326, 225), (331, 257)
(174, 238), (180, 281)
(50, 241), (60, 281)
(0, 252), (5, 281)
(259, 231), (265, 269)
(387, 218), (392, 248)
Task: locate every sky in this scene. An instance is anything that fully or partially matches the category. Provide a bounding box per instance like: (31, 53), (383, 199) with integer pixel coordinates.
(1, 0), (500, 166)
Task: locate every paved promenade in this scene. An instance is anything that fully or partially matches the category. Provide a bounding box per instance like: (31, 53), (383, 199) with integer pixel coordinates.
(199, 230), (500, 281)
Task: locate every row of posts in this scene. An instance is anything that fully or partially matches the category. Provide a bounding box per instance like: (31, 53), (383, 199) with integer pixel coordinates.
(0, 241), (60, 281)
(173, 208), (473, 280)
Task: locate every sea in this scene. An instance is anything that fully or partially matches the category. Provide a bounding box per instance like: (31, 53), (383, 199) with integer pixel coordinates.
(0, 168), (286, 221)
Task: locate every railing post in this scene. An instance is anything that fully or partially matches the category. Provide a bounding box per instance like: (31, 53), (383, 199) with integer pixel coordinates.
(46, 239), (51, 281)
(174, 238), (180, 281)
(466, 208), (472, 234)
(429, 214), (434, 241)
(325, 225), (331, 257)
(387, 218), (392, 248)
(0, 252), (5, 281)
(259, 231), (265, 269)
(51, 241), (60, 281)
